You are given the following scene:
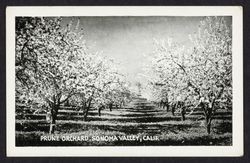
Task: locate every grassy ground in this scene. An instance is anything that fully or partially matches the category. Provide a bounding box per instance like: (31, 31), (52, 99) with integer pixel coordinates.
(16, 105), (232, 146)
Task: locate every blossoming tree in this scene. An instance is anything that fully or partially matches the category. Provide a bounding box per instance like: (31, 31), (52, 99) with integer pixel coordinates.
(145, 17), (232, 134)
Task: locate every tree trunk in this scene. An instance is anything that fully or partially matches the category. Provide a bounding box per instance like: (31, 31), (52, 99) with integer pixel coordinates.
(166, 103), (169, 112)
(160, 101), (163, 109)
(98, 106), (102, 116)
(206, 121), (211, 134)
(205, 105), (213, 134)
(109, 103), (113, 112)
(171, 105), (175, 116)
(83, 106), (89, 121)
(205, 116), (212, 134)
(65, 99), (70, 106)
(49, 104), (59, 134)
(49, 118), (56, 134)
(83, 109), (89, 121)
(181, 107), (186, 121)
(83, 99), (92, 121)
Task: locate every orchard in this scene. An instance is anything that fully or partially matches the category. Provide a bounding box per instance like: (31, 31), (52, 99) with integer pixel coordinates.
(145, 17), (232, 134)
(15, 16), (232, 146)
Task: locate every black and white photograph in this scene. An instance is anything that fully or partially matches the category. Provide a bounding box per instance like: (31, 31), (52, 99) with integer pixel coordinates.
(6, 6), (243, 156)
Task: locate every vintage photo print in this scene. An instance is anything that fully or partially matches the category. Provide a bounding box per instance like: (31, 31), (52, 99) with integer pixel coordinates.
(6, 6), (243, 156)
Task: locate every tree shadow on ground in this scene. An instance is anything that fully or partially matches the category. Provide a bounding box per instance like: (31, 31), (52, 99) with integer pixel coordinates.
(16, 104), (232, 146)
(213, 121), (232, 134)
(117, 113), (156, 117)
(16, 119), (193, 135)
(87, 116), (182, 123)
(105, 123), (193, 135)
(124, 109), (161, 113)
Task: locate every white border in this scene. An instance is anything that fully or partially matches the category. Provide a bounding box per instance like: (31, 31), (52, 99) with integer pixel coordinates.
(6, 6), (243, 157)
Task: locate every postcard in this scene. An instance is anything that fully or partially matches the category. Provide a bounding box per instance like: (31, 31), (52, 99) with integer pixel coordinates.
(6, 6), (243, 156)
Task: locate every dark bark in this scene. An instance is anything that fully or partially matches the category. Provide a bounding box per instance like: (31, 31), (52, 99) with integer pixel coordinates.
(206, 121), (212, 134)
(205, 113), (213, 134)
(98, 107), (101, 116)
(83, 106), (89, 121)
(83, 99), (92, 121)
(166, 103), (169, 112)
(171, 105), (175, 116)
(201, 102), (213, 134)
(49, 104), (59, 134)
(109, 103), (113, 112)
(181, 107), (186, 121)
(65, 99), (70, 106)
(119, 102), (122, 109)
(82, 103), (87, 119)
(98, 106), (104, 116)
(159, 101), (162, 109)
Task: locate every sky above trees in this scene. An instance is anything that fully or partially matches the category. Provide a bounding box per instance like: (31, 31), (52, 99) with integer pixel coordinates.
(61, 16), (231, 94)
